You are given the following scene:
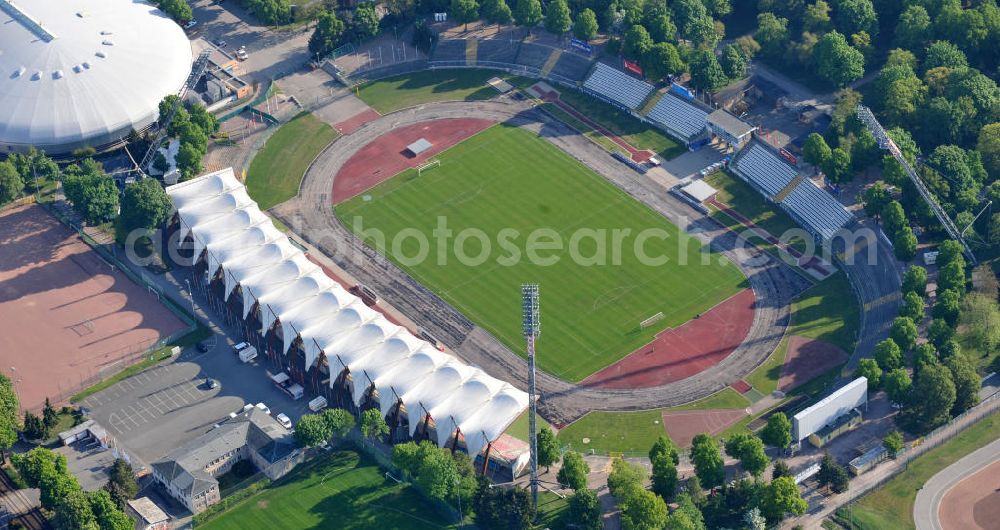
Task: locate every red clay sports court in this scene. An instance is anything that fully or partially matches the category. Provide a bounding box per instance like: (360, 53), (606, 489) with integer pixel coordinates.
(332, 118), (495, 204)
(331, 119), (757, 390)
(0, 205), (187, 410)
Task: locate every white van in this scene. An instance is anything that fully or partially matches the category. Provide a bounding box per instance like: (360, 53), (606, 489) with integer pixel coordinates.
(238, 346), (258, 363)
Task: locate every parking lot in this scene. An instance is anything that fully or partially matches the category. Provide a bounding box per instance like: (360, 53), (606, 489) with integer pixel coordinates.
(81, 282), (312, 466)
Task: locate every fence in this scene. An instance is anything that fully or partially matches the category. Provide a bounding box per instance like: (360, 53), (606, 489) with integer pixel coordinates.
(824, 389), (1000, 524)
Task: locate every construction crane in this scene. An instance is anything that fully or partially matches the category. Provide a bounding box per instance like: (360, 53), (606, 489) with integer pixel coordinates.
(856, 104), (976, 264)
(137, 50), (214, 175)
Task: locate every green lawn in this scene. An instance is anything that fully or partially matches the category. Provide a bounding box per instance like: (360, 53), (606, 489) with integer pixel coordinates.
(746, 338), (789, 396)
(356, 69), (503, 114)
(336, 124), (745, 382)
(197, 450), (457, 530)
(506, 411), (553, 442)
(788, 272), (859, 353)
(842, 410), (1000, 530)
(704, 170), (809, 255)
(246, 112), (338, 210)
(556, 409), (665, 456)
(539, 103), (626, 155)
(557, 88), (685, 160)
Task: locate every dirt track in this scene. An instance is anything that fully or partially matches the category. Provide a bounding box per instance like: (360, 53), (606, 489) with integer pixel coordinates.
(272, 98), (813, 425)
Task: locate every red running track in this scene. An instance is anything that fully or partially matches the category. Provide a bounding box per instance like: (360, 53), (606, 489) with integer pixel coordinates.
(582, 289), (756, 389)
(332, 118), (495, 204)
(334, 108), (381, 135)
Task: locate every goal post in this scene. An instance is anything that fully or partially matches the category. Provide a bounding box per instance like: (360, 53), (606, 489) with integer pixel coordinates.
(417, 159), (440, 175)
(640, 312), (665, 329)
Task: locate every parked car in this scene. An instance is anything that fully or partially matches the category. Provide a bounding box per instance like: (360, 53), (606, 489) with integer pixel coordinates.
(197, 341), (211, 353)
(183, 20), (197, 30)
(235, 47), (248, 61)
(276, 413), (292, 429)
(213, 39), (227, 48)
(255, 402), (270, 415)
(233, 342), (250, 353)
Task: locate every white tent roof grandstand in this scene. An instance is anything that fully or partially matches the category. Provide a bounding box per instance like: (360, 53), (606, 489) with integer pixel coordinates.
(166, 169), (529, 456)
(583, 63), (654, 110)
(647, 93), (709, 141)
(0, 0), (192, 154)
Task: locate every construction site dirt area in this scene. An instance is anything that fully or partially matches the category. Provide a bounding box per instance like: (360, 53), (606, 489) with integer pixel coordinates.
(331, 118), (495, 203)
(939, 458), (1000, 530)
(0, 205), (187, 410)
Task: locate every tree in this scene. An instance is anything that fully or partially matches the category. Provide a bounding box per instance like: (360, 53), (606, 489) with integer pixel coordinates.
(978, 123), (1000, 178)
(834, 0), (876, 35)
(938, 260), (966, 295)
(744, 506), (767, 530)
(890, 317), (918, 351)
(572, 8), (598, 41)
(724, 432), (769, 477)
(874, 338), (903, 371)
(884, 368), (912, 405)
(89, 489), (133, 530)
(543, 0), (571, 34)
(883, 431), (904, 457)
(772, 459), (791, 480)
(175, 142), (203, 181)
(568, 488), (602, 530)
(755, 12), (789, 59)
(607, 458), (648, 497)
(902, 265), (928, 296)
(103, 459), (138, 509)
(22, 411), (47, 441)
(320, 408), (354, 439)
(803, 0), (831, 32)
(900, 291), (925, 321)
(155, 0), (193, 22)
(642, 42), (685, 82)
(959, 293), (1000, 354)
(813, 31), (865, 87)
(760, 412), (792, 449)
(480, 0), (512, 23)
(308, 11), (345, 57)
(360, 408), (389, 444)
(817, 454), (849, 493)
(861, 182), (890, 218)
(649, 435), (679, 465)
(688, 50), (727, 91)
(946, 354), (980, 415)
(557, 451), (590, 490)
(450, 0), (480, 30)
(646, 13), (677, 43)
(924, 41), (969, 72)
(666, 492), (705, 530)
(0, 161), (25, 205)
(903, 362), (956, 433)
(41, 398), (57, 430)
(855, 358), (882, 388)
(294, 414), (333, 447)
(650, 453), (678, 501)
(928, 318), (955, 349)
(719, 44), (747, 79)
(933, 289), (961, 326)
(352, 2), (380, 39)
(690, 433), (725, 488)
(762, 476), (807, 520)
(822, 147), (853, 182)
(895, 5), (931, 50)
(118, 179), (172, 238)
(53, 489), (98, 530)
(619, 485), (668, 530)
(188, 103), (219, 136)
(0, 375), (19, 461)
(514, 0), (542, 28)
(623, 24), (653, 59)
(536, 426), (559, 472)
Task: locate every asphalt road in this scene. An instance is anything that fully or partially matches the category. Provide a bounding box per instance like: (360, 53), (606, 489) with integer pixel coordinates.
(913, 437), (1000, 530)
(272, 97), (815, 425)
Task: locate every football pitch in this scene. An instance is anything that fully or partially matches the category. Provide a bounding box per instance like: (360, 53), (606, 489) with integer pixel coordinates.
(336, 125), (746, 382)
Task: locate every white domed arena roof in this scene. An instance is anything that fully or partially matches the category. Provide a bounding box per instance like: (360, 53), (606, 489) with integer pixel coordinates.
(0, 0), (192, 154)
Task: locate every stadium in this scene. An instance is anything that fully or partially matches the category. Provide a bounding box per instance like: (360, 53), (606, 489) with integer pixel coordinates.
(0, 0), (192, 155)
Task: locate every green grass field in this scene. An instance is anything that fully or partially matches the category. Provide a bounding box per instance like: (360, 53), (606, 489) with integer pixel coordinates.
(337, 124), (745, 382)
(788, 272), (859, 353)
(246, 112), (338, 209)
(356, 69), (505, 114)
(557, 88), (685, 159)
(704, 170), (809, 255)
(842, 411), (1000, 530)
(197, 450), (457, 530)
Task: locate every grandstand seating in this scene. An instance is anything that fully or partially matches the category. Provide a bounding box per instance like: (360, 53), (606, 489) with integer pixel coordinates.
(646, 93), (709, 141)
(781, 178), (854, 241)
(582, 62), (654, 110)
(514, 43), (554, 70)
(732, 142), (797, 197)
(476, 39), (518, 64)
(431, 39), (467, 62)
(550, 52), (594, 82)
(540, 49), (562, 77)
(465, 39), (478, 66)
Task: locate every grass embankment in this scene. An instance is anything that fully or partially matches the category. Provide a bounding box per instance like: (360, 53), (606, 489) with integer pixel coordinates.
(337, 124), (745, 382)
(246, 112), (339, 210)
(703, 170), (810, 256)
(557, 88), (685, 160)
(840, 411), (1000, 530)
(356, 69), (505, 114)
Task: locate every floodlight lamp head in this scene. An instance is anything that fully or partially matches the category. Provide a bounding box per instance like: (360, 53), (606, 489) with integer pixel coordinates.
(521, 284), (540, 337)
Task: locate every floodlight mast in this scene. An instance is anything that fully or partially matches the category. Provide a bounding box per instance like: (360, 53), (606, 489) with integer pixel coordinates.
(521, 284), (540, 512)
(855, 104), (976, 264)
